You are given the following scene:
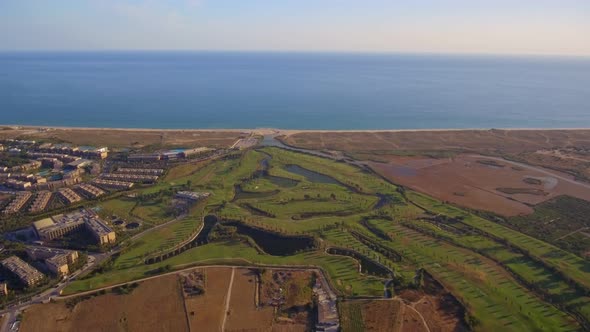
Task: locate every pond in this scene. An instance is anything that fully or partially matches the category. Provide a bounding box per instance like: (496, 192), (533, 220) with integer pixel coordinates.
(125, 222), (140, 229)
(257, 157), (299, 188)
(222, 221), (316, 256)
(266, 175), (299, 188)
(284, 164), (341, 185)
(195, 215), (218, 245)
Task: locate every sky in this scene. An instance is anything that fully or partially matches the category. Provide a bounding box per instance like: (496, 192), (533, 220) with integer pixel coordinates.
(0, 0), (589, 56)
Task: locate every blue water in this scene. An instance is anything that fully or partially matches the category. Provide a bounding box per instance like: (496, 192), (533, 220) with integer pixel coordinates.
(1, 51), (589, 130)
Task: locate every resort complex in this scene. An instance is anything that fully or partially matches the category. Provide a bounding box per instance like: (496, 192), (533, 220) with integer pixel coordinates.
(32, 210), (116, 245)
(1, 129), (590, 332)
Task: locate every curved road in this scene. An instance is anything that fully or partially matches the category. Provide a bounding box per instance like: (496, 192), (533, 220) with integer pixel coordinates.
(472, 155), (590, 190)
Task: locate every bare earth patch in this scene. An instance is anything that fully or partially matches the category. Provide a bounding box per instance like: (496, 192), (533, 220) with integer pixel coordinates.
(184, 267), (233, 332)
(225, 269), (275, 332)
(20, 275), (188, 332)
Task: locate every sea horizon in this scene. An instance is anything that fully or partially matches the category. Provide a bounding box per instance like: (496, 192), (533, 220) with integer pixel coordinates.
(2, 51), (589, 130)
(2, 124), (590, 132)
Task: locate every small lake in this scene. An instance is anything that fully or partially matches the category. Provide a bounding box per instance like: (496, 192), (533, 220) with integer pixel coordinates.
(223, 221), (315, 256)
(284, 164), (341, 185)
(266, 175), (298, 188)
(195, 215), (218, 245)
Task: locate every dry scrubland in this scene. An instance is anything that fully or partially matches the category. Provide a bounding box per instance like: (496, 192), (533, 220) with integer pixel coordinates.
(282, 129), (590, 181)
(282, 129), (590, 155)
(0, 127), (244, 148)
(20, 275), (188, 332)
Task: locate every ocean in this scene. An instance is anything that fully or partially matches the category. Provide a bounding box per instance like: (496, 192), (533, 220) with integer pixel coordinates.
(1, 51), (589, 130)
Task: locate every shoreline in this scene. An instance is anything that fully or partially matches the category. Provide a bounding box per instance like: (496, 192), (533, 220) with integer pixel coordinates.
(2, 124), (590, 135)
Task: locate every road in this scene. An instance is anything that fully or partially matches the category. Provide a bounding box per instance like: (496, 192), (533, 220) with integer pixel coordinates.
(472, 155), (590, 191)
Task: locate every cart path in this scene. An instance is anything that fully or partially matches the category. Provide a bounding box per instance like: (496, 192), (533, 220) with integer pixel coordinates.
(220, 267), (236, 332)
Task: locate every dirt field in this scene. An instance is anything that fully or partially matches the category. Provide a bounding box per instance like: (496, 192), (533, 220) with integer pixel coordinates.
(183, 267), (232, 331)
(0, 127), (245, 148)
(225, 269), (275, 332)
(399, 290), (467, 332)
(363, 300), (404, 332)
(370, 154), (590, 216)
(184, 267), (308, 332)
(261, 270), (313, 331)
(398, 273), (468, 332)
(20, 275), (188, 332)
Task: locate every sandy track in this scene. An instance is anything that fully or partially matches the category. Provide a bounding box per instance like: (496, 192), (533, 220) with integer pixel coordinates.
(220, 268), (236, 332)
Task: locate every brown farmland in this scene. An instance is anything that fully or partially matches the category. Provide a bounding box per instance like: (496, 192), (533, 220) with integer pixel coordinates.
(370, 154), (590, 216)
(225, 269), (275, 332)
(360, 299), (403, 332)
(183, 267), (233, 332)
(20, 275), (188, 332)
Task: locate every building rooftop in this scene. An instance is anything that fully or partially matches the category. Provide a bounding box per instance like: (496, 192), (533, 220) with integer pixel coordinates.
(85, 215), (114, 237)
(33, 218), (55, 230)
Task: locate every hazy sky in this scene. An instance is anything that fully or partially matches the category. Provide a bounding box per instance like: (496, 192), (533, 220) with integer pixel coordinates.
(1, 0), (589, 55)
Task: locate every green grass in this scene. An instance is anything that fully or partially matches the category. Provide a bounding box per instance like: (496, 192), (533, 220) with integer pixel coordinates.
(407, 191), (590, 292)
(114, 206), (204, 269)
(66, 240), (385, 297)
(368, 219), (578, 331)
(97, 197), (137, 220)
(404, 218), (590, 324)
(240, 177), (282, 192)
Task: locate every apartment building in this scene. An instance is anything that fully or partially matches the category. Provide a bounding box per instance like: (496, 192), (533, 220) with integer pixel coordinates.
(2, 191), (32, 215)
(58, 188), (83, 204)
(99, 173), (158, 183)
(5, 179), (32, 190)
(26, 246), (79, 277)
(76, 183), (106, 198)
(92, 178), (134, 190)
(85, 215), (117, 245)
(115, 167), (164, 175)
(33, 210), (116, 245)
(0, 256), (44, 287)
(29, 191), (52, 213)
